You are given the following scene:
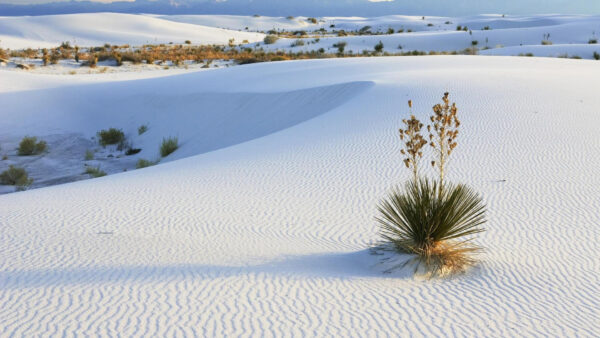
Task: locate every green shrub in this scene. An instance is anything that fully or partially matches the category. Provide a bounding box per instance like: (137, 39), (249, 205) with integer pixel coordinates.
(160, 137), (179, 157)
(97, 128), (125, 147)
(0, 165), (33, 187)
(374, 41), (384, 53)
(589, 38), (598, 44)
(138, 124), (148, 135)
(333, 41), (347, 54)
(541, 40), (553, 45)
(291, 39), (305, 47)
(263, 35), (279, 45)
(136, 158), (157, 169)
(85, 165), (106, 178)
(17, 136), (47, 156)
(376, 179), (486, 276)
(594, 51), (600, 60)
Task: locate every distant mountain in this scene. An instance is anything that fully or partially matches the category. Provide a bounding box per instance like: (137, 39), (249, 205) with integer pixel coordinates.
(0, 0), (598, 17)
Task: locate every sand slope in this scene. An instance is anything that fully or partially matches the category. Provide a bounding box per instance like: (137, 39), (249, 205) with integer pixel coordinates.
(0, 13), (265, 49)
(1, 56), (599, 335)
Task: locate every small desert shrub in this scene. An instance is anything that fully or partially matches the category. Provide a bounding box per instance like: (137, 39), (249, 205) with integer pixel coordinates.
(85, 165), (106, 178)
(291, 39), (305, 47)
(97, 128), (125, 147)
(0, 165), (33, 187)
(307, 17), (318, 24)
(374, 41), (384, 53)
(84, 149), (94, 161)
(263, 35), (279, 45)
(594, 51), (600, 60)
(589, 38), (598, 44)
(185, 40), (191, 44)
(541, 40), (553, 45)
(333, 41), (347, 54)
(375, 92), (486, 277)
(17, 136), (47, 156)
(376, 179), (486, 276)
(160, 137), (178, 157)
(138, 124), (148, 135)
(136, 158), (157, 169)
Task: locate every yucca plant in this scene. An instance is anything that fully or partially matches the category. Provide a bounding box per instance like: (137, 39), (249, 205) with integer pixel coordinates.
(376, 92), (486, 277)
(376, 179), (485, 276)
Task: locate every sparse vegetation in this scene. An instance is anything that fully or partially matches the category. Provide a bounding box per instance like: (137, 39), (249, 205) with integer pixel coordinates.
(84, 149), (94, 161)
(136, 158), (157, 169)
(333, 41), (347, 55)
(263, 35), (279, 44)
(160, 137), (179, 157)
(0, 165), (33, 188)
(589, 38), (598, 44)
(291, 39), (305, 47)
(85, 165), (106, 178)
(375, 93), (486, 277)
(97, 128), (125, 147)
(594, 51), (600, 60)
(374, 41), (384, 53)
(17, 136), (47, 156)
(138, 124), (148, 135)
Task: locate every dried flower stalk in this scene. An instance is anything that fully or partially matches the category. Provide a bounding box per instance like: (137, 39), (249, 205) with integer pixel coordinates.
(428, 92), (460, 191)
(399, 101), (427, 182)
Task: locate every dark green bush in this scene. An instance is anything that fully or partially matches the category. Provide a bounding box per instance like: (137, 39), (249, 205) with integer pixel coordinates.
(97, 128), (125, 147)
(138, 124), (148, 135)
(0, 165), (33, 187)
(17, 136), (47, 156)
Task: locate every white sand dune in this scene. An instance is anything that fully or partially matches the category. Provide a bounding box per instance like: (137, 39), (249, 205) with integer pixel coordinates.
(1, 56), (599, 335)
(159, 14), (600, 58)
(0, 13), (265, 49)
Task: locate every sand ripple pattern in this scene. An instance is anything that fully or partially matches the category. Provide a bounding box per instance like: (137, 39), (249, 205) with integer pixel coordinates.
(1, 56), (599, 336)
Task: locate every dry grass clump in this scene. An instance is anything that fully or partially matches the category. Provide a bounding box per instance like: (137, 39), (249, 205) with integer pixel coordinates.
(375, 92), (487, 278)
(160, 137), (178, 157)
(138, 124), (148, 135)
(263, 35), (279, 44)
(18, 136), (47, 156)
(97, 128), (125, 147)
(136, 158), (157, 169)
(0, 165), (33, 188)
(85, 165), (106, 178)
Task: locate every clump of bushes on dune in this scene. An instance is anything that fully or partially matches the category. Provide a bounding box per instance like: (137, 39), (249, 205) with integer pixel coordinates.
(374, 93), (487, 278)
(594, 51), (600, 60)
(17, 136), (47, 156)
(263, 35), (279, 45)
(97, 128), (125, 147)
(160, 137), (178, 157)
(0, 165), (33, 188)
